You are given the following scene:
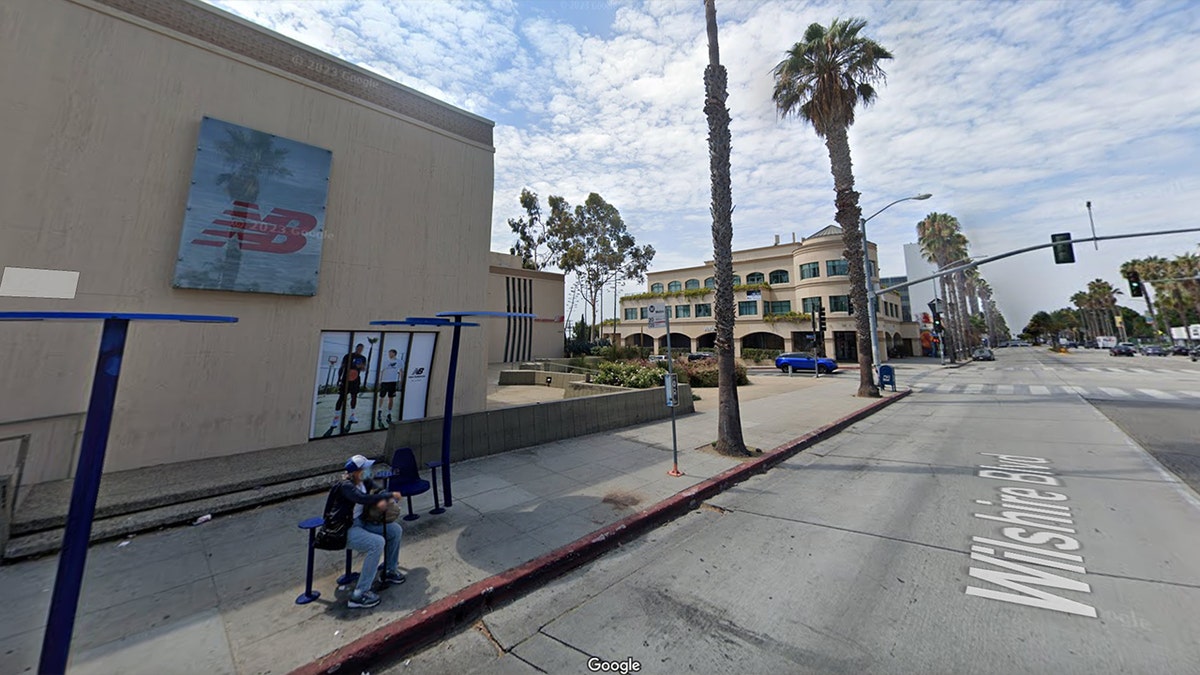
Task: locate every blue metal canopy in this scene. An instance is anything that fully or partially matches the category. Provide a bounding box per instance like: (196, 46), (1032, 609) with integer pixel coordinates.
(436, 310), (536, 318)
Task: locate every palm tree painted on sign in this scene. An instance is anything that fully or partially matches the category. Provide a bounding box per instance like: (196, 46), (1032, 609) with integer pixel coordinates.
(772, 17), (892, 398)
(215, 128), (292, 289)
(703, 0), (749, 457)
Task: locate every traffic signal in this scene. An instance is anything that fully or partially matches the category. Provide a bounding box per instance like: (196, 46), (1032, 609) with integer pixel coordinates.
(1127, 270), (1144, 297)
(932, 312), (943, 333)
(1051, 233), (1075, 264)
(818, 307), (827, 332)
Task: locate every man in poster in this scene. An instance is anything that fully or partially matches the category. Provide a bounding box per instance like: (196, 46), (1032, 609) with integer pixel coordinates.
(376, 349), (402, 429)
(323, 343), (367, 437)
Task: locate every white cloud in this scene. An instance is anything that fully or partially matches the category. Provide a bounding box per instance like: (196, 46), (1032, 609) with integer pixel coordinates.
(204, 0), (1200, 329)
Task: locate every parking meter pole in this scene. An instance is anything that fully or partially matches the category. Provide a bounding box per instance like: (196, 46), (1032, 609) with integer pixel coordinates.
(665, 312), (682, 477)
(40, 318), (129, 675)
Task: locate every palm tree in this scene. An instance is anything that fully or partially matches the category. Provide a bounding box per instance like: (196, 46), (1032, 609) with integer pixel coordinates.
(916, 212), (970, 360)
(704, 0), (749, 457)
(773, 18), (892, 398)
(215, 128), (292, 289)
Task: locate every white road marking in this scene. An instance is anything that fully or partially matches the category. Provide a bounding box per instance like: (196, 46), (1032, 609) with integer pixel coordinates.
(1029, 385), (1051, 396)
(1137, 389), (1177, 400)
(936, 384), (957, 393)
(996, 384), (1015, 395)
(1104, 368), (1125, 373)
(1061, 386), (1087, 396)
(1082, 367), (1102, 372)
(965, 384), (984, 394)
(1154, 369), (1176, 374)
(1129, 368), (1153, 374)
(1099, 387), (1130, 397)
(1180, 391), (1200, 399)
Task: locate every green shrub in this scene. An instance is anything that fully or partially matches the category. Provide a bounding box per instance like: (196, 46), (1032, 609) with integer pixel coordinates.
(740, 348), (781, 363)
(671, 358), (749, 387)
(596, 345), (652, 361)
(593, 361), (666, 389)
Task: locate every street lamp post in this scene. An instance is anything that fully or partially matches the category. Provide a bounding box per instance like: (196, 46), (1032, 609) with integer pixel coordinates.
(862, 193), (932, 385)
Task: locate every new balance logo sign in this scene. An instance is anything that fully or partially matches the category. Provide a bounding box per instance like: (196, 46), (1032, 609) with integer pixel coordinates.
(192, 201), (318, 254)
(411, 368), (425, 376)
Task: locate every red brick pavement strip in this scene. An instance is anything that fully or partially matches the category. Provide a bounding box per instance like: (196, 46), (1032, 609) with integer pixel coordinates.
(290, 389), (912, 675)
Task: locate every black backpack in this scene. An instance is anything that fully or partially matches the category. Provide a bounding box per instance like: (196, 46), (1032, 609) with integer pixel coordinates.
(314, 481), (353, 550)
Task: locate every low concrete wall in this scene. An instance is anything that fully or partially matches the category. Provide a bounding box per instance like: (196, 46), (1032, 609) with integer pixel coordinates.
(385, 384), (693, 467)
(497, 370), (587, 388)
(564, 382), (627, 398)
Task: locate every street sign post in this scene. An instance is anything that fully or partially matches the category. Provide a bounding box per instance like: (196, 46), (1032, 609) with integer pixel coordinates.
(650, 303), (682, 476)
(664, 372), (678, 407)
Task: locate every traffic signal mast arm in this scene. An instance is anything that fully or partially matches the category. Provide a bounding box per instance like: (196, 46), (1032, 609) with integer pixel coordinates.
(873, 226), (1200, 298)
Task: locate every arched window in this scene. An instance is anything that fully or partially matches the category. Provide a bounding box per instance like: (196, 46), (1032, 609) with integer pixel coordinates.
(650, 283), (664, 293)
(685, 279), (700, 290)
(667, 281), (682, 292)
(731, 275), (742, 286)
(746, 272), (765, 285)
(704, 277), (715, 288)
(769, 269), (789, 284)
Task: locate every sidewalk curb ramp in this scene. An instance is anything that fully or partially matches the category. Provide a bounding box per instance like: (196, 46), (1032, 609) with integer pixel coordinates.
(291, 389), (911, 675)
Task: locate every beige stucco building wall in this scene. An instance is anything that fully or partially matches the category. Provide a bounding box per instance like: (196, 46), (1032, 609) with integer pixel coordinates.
(486, 253), (565, 363)
(0, 0), (495, 484)
(618, 227), (915, 360)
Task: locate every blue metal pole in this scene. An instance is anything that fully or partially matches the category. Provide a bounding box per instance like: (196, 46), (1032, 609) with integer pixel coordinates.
(440, 317), (463, 507)
(39, 318), (129, 675)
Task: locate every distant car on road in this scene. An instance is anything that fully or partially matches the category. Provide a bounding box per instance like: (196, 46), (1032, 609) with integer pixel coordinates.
(686, 352), (715, 362)
(775, 352), (838, 374)
(1171, 345), (1191, 356)
(1141, 345), (1168, 356)
(1110, 344), (1137, 356)
(972, 347), (995, 361)
(648, 354), (667, 363)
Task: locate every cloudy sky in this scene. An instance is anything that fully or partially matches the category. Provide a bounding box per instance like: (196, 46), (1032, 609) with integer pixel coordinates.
(203, 0), (1200, 329)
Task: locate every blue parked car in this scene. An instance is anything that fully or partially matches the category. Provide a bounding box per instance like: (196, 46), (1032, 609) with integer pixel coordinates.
(774, 352), (838, 374)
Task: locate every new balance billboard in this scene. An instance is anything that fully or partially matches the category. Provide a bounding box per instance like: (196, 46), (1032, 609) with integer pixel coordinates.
(172, 117), (332, 296)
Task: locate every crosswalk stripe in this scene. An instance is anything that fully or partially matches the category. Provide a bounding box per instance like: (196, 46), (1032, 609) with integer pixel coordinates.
(1104, 368), (1125, 373)
(1029, 385), (1051, 396)
(936, 384), (957, 393)
(1154, 369), (1175, 374)
(996, 384), (1015, 395)
(1137, 388), (1177, 400)
(1129, 368), (1152, 374)
(965, 384), (984, 394)
(1099, 387), (1130, 397)
(1179, 391), (1200, 399)
(1082, 367), (1101, 372)
(1061, 386), (1087, 396)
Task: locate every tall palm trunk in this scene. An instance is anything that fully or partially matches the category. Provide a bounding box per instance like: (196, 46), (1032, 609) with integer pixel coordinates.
(822, 126), (877, 397)
(704, 0), (748, 456)
(954, 272), (972, 352)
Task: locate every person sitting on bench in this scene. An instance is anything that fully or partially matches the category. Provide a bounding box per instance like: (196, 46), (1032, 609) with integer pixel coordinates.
(335, 454), (406, 608)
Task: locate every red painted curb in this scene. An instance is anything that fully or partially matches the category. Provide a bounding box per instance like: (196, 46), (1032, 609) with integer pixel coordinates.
(290, 389), (911, 675)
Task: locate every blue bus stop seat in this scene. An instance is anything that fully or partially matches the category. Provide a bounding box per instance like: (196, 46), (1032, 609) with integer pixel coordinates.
(386, 448), (441, 520)
(295, 517), (358, 605)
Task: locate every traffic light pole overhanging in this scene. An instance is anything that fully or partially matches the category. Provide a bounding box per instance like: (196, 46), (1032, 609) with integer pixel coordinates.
(873, 226), (1200, 299)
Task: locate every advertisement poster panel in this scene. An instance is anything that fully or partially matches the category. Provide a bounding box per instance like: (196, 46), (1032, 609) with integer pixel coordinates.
(311, 330), (435, 439)
(173, 116), (332, 296)
(376, 333), (411, 429)
(401, 333), (437, 421)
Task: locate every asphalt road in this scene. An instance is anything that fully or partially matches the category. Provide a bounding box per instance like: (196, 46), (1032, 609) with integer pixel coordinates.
(389, 347), (1200, 675)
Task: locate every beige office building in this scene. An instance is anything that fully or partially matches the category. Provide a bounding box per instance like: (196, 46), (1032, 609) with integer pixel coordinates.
(618, 226), (916, 362)
(0, 0), (503, 493)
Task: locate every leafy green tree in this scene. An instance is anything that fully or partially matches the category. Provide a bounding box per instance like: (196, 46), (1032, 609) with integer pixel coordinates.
(703, 0), (749, 456)
(507, 189), (556, 270)
(552, 193), (655, 340)
(773, 18), (892, 397)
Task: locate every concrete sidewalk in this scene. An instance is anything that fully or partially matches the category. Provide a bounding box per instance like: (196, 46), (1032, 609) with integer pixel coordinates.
(0, 374), (896, 675)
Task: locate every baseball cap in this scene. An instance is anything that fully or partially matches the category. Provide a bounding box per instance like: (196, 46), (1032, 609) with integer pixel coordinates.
(345, 454), (375, 472)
